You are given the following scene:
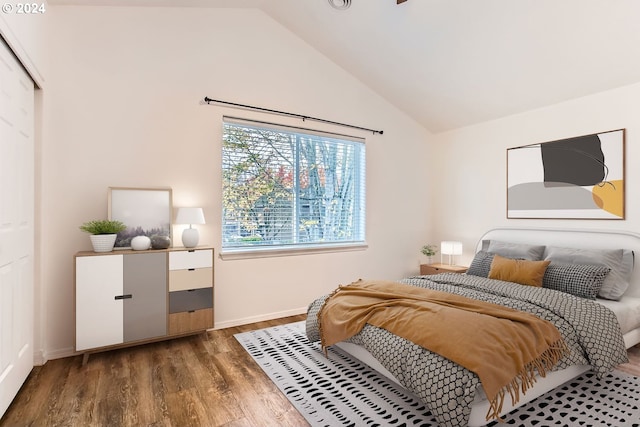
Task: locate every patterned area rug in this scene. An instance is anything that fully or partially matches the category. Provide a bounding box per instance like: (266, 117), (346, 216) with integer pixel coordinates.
(235, 321), (640, 427)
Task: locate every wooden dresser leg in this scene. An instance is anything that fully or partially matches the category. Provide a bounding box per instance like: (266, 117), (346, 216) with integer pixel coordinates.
(82, 353), (90, 366)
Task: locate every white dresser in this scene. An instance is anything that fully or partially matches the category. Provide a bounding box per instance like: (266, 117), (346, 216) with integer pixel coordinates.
(75, 246), (214, 363)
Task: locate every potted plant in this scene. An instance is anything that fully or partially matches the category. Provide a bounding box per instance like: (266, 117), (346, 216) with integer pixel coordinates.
(79, 219), (127, 252)
(421, 244), (438, 264)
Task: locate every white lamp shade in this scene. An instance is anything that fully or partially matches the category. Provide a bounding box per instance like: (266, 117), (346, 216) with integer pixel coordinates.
(176, 207), (206, 225)
(441, 241), (462, 265)
(441, 241), (463, 255)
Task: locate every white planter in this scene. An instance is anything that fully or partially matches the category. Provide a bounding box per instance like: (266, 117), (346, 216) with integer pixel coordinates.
(89, 234), (117, 253)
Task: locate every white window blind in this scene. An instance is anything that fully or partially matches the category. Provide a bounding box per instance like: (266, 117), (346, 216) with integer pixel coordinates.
(222, 117), (366, 254)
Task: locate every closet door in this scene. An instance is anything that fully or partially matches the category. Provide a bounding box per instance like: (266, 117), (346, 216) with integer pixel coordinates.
(0, 39), (35, 417)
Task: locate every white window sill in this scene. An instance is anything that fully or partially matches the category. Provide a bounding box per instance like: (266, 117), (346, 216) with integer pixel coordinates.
(220, 242), (368, 260)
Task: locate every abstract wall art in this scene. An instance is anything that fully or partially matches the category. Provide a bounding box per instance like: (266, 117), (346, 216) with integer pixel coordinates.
(507, 129), (625, 219)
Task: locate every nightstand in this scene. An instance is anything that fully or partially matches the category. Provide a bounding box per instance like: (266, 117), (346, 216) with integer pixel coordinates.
(420, 263), (468, 275)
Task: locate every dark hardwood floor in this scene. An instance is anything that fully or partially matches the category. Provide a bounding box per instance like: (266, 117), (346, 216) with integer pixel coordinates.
(1, 315), (639, 427)
(0, 315), (308, 427)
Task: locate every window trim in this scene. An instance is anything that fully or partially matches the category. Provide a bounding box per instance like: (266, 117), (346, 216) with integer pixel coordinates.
(223, 116), (366, 144)
(219, 241), (368, 260)
(221, 116), (367, 256)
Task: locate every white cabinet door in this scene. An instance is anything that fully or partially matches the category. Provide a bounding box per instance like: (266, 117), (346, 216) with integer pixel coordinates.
(0, 39), (34, 418)
(75, 255), (124, 351)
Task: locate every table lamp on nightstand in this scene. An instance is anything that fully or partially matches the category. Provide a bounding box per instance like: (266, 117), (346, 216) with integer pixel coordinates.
(441, 241), (462, 266)
(176, 207), (205, 248)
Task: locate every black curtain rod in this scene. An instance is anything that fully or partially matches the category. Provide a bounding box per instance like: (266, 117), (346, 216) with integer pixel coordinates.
(203, 96), (383, 135)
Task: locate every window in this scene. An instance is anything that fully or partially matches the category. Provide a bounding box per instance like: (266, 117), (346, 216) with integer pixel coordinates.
(222, 117), (366, 255)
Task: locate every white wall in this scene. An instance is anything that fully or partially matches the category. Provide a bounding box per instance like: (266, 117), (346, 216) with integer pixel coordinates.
(432, 83), (640, 265)
(40, 6), (433, 359)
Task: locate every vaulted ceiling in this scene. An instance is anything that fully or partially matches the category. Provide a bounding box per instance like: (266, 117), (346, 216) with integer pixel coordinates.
(47, 0), (640, 133)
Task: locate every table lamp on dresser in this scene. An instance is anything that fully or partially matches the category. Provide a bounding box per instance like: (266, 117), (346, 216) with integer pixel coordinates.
(176, 207), (205, 248)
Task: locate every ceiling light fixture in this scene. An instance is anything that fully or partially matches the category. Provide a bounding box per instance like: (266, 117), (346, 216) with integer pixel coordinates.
(328, 0), (351, 10)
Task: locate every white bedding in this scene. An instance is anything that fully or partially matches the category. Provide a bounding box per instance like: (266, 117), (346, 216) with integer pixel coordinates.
(598, 296), (640, 336)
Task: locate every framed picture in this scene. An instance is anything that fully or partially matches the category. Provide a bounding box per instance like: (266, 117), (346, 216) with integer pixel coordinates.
(108, 187), (173, 248)
(507, 129), (625, 219)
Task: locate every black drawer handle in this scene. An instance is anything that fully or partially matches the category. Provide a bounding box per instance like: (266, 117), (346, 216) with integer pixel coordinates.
(188, 310), (195, 313)
(188, 268), (195, 271)
(114, 294), (133, 300)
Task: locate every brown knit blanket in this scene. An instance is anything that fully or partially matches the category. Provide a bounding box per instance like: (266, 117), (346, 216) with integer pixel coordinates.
(318, 279), (568, 421)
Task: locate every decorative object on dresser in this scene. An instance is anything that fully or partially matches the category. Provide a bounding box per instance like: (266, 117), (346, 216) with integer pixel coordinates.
(440, 240), (462, 265)
(108, 187), (173, 249)
(74, 246), (214, 364)
(151, 234), (171, 249)
(130, 235), (151, 251)
(420, 263), (468, 275)
(175, 207), (206, 248)
(79, 219), (127, 253)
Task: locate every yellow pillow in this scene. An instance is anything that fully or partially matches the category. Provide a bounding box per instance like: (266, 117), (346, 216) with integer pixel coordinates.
(488, 254), (551, 287)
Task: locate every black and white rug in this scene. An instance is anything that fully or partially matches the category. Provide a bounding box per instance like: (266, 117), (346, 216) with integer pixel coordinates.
(235, 321), (640, 427)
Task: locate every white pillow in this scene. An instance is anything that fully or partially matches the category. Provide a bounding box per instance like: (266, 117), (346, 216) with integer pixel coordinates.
(544, 246), (632, 300)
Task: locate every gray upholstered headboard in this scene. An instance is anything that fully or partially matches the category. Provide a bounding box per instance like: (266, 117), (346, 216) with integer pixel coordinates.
(476, 227), (640, 298)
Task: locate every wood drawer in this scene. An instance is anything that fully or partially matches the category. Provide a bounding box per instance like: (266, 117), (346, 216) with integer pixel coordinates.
(169, 268), (212, 291)
(169, 249), (213, 271)
(169, 288), (213, 313)
(420, 265), (441, 275)
(169, 308), (213, 335)
(420, 264), (468, 275)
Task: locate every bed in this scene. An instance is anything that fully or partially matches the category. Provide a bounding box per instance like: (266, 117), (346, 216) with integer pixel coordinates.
(305, 228), (640, 427)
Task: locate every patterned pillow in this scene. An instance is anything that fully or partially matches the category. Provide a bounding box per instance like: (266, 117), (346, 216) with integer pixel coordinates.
(467, 251), (495, 277)
(542, 263), (611, 300)
(544, 246), (630, 300)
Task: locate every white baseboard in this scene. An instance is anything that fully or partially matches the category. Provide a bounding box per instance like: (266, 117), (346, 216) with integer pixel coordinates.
(33, 349), (46, 366)
(213, 307), (307, 330)
(34, 346), (76, 364)
(36, 308), (307, 363)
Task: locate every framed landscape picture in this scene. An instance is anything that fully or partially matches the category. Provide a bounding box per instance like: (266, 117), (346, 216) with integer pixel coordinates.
(108, 187), (173, 248)
(507, 129), (625, 219)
